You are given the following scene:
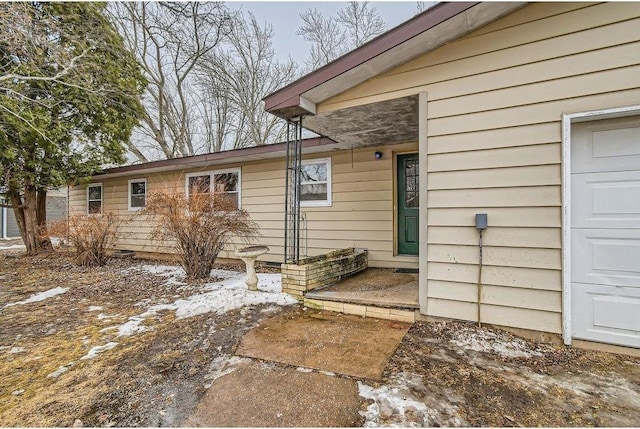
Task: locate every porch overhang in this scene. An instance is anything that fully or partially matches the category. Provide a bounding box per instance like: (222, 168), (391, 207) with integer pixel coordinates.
(264, 2), (526, 122)
(303, 95), (419, 147)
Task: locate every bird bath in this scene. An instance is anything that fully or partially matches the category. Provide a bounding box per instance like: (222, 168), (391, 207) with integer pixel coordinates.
(236, 246), (270, 291)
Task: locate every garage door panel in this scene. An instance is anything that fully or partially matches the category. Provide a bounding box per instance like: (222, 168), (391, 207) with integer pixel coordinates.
(593, 296), (640, 332)
(572, 282), (640, 348)
(572, 171), (640, 229)
(572, 230), (640, 287)
(572, 118), (640, 173)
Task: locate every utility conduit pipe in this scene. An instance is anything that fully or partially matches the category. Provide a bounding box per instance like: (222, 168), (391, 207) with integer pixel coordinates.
(475, 213), (488, 328)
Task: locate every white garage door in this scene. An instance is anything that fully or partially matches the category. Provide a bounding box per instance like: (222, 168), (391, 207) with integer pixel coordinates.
(571, 115), (640, 348)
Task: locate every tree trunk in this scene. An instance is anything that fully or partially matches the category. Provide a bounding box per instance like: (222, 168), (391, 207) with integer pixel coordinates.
(22, 183), (39, 255)
(37, 189), (53, 250)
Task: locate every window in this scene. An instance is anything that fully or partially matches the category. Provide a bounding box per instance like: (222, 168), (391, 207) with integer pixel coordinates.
(87, 184), (103, 214)
(185, 168), (241, 208)
(300, 158), (331, 207)
(404, 158), (419, 208)
(128, 178), (147, 211)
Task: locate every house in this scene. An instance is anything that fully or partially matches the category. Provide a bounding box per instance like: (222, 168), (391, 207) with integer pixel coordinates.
(70, 2), (640, 351)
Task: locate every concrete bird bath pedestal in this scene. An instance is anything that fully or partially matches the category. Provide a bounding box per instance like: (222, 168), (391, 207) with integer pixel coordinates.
(235, 246), (269, 291)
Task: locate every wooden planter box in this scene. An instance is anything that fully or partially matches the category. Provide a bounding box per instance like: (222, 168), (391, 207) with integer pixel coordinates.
(281, 248), (368, 300)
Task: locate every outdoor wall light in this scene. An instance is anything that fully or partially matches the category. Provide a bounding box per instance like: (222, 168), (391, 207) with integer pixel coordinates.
(375, 151), (383, 159)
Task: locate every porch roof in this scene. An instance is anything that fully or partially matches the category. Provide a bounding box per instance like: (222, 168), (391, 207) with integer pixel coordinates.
(263, 2), (526, 146)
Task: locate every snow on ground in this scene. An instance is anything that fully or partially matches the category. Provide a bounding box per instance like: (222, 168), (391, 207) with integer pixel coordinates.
(4, 287), (68, 308)
(449, 325), (551, 358)
(358, 372), (467, 428)
(107, 265), (296, 338)
(80, 342), (118, 360)
(0, 244), (25, 250)
(203, 354), (251, 389)
(47, 362), (75, 378)
(87, 306), (103, 312)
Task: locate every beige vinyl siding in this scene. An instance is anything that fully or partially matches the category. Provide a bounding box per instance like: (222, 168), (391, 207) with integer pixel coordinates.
(297, 142), (418, 268)
(69, 142), (418, 268)
(316, 2), (640, 333)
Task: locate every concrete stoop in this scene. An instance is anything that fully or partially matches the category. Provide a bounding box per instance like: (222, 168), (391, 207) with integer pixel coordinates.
(303, 297), (417, 323)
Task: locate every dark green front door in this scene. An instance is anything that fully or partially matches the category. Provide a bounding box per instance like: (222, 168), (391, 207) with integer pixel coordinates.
(397, 153), (419, 255)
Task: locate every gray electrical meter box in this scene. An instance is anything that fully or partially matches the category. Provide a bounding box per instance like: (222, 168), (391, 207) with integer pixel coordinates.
(475, 213), (488, 230)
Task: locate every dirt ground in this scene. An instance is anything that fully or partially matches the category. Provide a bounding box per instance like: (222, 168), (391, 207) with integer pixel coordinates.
(381, 322), (640, 427)
(1, 248), (640, 427)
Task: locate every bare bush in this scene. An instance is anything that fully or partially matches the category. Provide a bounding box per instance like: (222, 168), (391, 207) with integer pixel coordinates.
(49, 213), (123, 267)
(143, 185), (259, 279)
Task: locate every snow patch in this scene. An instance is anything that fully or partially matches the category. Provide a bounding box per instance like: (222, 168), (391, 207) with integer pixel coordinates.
(112, 269), (295, 337)
(87, 306), (103, 312)
(204, 354), (250, 389)
(8, 347), (26, 354)
(5, 287), (68, 307)
(296, 367), (314, 373)
(0, 244), (25, 251)
(449, 326), (550, 358)
(80, 342), (118, 360)
(133, 264), (184, 277)
(173, 273), (295, 319)
(47, 362), (75, 378)
(359, 372), (466, 427)
(97, 313), (119, 320)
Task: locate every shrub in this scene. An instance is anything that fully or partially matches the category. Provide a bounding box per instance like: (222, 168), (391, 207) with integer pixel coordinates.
(143, 186), (259, 279)
(48, 212), (123, 266)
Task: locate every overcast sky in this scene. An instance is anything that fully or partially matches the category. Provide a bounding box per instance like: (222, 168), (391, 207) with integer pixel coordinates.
(229, 2), (424, 63)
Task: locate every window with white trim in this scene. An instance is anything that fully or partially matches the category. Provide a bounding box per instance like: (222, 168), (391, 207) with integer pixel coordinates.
(87, 183), (103, 214)
(186, 168), (241, 208)
(128, 178), (146, 211)
(300, 158), (331, 207)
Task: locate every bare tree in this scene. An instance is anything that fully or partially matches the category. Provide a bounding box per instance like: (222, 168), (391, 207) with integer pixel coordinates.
(297, 2), (386, 70)
(415, 2), (436, 15)
(337, 2), (386, 47)
(196, 12), (299, 150)
(108, 2), (233, 162)
(296, 8), (347, 70)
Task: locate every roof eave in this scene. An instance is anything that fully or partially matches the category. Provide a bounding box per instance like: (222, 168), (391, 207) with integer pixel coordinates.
(91, 137), (336, 181)
(263, 2), (479, 115)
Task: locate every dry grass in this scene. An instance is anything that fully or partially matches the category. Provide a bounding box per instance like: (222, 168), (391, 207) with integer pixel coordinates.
(0, 250), (289, 427)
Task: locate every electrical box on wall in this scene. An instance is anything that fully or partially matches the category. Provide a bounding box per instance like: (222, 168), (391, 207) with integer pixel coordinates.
(475, 213), (488, 230)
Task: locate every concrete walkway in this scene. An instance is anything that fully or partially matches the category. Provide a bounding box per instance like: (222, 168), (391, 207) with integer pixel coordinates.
(184, 309), (411, 427)
(184, 361), (362, 427)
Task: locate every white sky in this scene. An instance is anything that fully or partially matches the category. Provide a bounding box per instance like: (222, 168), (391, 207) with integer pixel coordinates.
(229, 1), (424, 62)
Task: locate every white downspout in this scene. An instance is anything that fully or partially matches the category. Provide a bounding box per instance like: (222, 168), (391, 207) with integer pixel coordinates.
(418, 92), (429, 315)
